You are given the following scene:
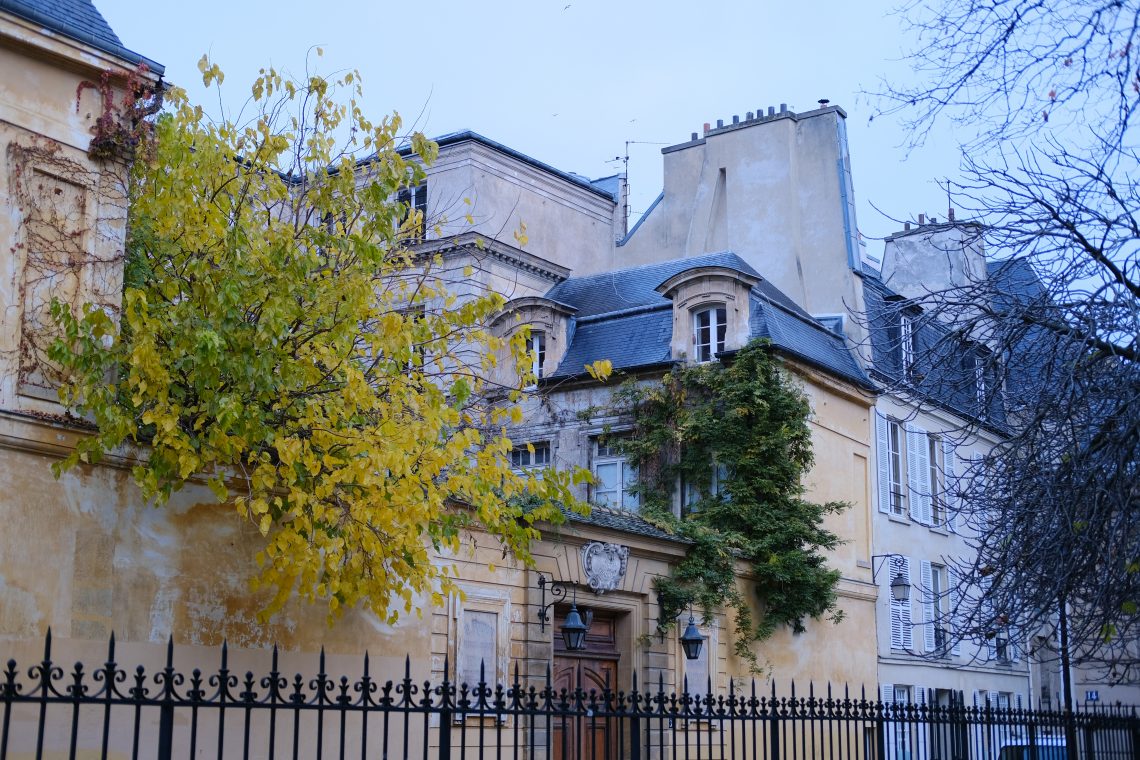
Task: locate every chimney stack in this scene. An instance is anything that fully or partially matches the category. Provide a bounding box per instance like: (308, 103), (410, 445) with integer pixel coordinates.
(918, 213), (925, 225)
(948, 208), (956, 222)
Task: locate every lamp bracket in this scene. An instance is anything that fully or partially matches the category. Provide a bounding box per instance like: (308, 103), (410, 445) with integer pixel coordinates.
(536, 573), (571, 632)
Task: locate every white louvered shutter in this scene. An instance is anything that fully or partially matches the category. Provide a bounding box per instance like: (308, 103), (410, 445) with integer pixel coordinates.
(988, 690), (1000, 710)
(889, 566), (905, 650)
(921, 560), (936, 652)
(876, 413), (891, 514)
(880, 684), (898, 758)
(914, 687), (929, 760)
(916, 430), (933, 523)
(906, 424), (922, 521)
(889, 556), (914, 650)
(949, 568), (962, 656)
(943, 439), (957, 531)
(1015, 693), (1026, 711)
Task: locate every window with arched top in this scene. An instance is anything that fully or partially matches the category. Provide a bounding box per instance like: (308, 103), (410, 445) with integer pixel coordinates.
(693, 306), (727, 363)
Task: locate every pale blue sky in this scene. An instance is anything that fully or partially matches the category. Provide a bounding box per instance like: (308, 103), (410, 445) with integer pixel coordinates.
(97, 0), (960, 242)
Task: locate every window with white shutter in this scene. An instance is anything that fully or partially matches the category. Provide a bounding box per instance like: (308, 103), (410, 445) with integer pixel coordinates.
(942, 439), (957, 531)
(877, 414), (907, 516)
(889, 555), (913, 650)
(906, 424), (932, 523)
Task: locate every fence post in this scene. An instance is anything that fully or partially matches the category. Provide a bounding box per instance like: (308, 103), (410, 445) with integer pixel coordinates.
(769, 681), (781, 759)
(629, 671), (641, 760)
(156, 637), (174, 760)
(439, 655), (452, 760)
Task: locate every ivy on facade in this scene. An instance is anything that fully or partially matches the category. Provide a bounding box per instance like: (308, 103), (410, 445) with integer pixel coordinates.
(612, 340), (846, 669)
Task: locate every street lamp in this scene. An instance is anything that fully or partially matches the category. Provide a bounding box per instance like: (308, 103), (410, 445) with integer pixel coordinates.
(871, 554), (912, 602)
(536, 573), (592, 652)
(560, 603), (590, 651)
(679, 613), (705, 660)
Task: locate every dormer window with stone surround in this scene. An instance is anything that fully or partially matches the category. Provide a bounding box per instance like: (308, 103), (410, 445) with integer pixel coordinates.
(693, 305), (727, 362)
(490, 297), (575, 389)
(655, 266), (760, 363)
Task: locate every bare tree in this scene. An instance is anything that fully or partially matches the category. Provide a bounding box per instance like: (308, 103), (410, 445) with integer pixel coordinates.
(870, 0), (1140, 709)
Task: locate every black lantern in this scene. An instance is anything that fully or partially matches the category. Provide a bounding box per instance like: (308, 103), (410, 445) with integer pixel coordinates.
(561, 602), (589, 651)
(871, 554), (913, 603)
(679, 614), (705, 660)
(890, 571), (912, 602)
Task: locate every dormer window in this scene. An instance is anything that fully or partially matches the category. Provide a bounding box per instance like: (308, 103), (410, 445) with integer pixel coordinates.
(693, 306), (727, 363)
(900, 313), (917, 376)
(527, 331), (546, 380)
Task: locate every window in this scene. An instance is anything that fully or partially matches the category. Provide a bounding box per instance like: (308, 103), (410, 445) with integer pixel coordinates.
(510, 442), (550, 471)
(397, 183), (428, 240)
(994, 631), (1011, 662)
(693, 306), (727, 363)
(683, 461), (729, 514)
(458, 609), (498, 690)
(974, 354), (986, 406)
(900, 313), (917, 377)
(929, 435), (946, 526)
(922, 561), (954, 654)
(886, 419), (906, 516)
(996, 692), (1011, 711)
(527, 331), (546, 381)
(593, 439), (638, 510)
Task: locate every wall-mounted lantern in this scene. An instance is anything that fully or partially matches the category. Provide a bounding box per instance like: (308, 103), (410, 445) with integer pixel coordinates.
(871, 554), (912, 602)
(679, 613), (705, 660)
(536, 572), (592, 652)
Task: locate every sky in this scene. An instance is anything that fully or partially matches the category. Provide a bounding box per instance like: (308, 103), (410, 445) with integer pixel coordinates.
(96, 0), (962, 244)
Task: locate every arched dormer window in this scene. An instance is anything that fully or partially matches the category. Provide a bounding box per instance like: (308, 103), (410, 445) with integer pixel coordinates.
(693, 305), (727, 362)
(655, 266), (760, 363)
(490, 297), (575, 389)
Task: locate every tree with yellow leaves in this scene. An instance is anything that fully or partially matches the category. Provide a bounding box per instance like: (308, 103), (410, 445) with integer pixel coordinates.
(50, 57), (593, 624)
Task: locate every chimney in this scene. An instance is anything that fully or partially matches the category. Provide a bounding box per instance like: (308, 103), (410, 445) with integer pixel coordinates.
(691, 132), (698, 141)
(732, 114), (739, 124)
(904, 222), (911, 231)
(746, 111), (754, 120)
(918, 213), (925, 225)
(948, 208), (956, 222)
(779, 103), (788, 114)
(716, 119), (724, 128)
(768, 106), (775, 116)
(703, 122), (710, 134)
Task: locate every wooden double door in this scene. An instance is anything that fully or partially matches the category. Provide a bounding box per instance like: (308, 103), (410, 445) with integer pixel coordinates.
(552, 609), (621, 760)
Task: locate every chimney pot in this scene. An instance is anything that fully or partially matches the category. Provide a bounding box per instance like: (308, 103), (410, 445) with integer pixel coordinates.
(930, 216), (937, 224)
(691, 132), (698, 141)
(918, 214), (925, 225)
(732, 115), (739, 124)
(768, 106), (775, 116)
(716, 119), (724, 128)
(746, 111), (754, 120)
(904, 222), (911, 231)
(703, 122), (710, 134)
(779, 103), (788, 113)
(948, 208), (956, 222)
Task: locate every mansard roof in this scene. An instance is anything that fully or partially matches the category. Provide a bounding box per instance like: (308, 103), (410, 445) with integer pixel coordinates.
(1, 0), (164, 73)
(544, 251), (872, 388)
(860, 270), (1005, 426)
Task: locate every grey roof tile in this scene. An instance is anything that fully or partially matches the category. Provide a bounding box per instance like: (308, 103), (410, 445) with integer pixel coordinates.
(545, 251), (871, 387)
(563, 505), (688, 543)
(1, 0), (164, 73)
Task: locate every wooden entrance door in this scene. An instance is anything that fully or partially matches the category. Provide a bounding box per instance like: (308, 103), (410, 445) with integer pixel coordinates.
(552, 610), (620, 760)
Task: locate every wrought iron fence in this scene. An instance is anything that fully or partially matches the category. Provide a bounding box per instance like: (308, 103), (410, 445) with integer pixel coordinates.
(2, 631), (1137, 760)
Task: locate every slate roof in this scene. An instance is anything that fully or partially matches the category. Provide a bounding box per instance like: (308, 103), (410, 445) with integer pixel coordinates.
(860, 270), (1005, 425)
(1, 0), (164, 73)
(563, 505), (689, 543)
(544, 251), (872, 388)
